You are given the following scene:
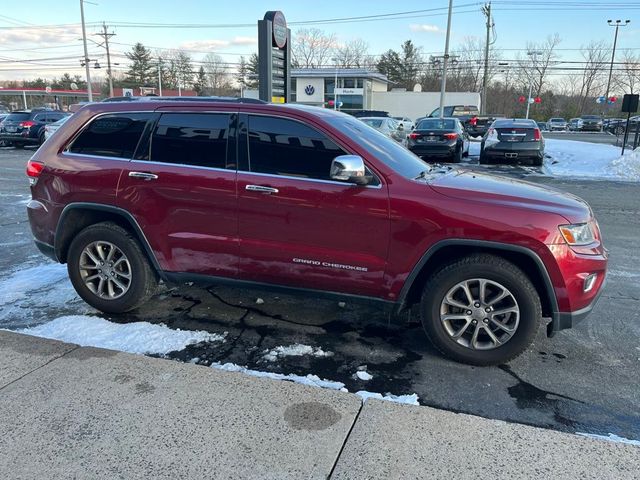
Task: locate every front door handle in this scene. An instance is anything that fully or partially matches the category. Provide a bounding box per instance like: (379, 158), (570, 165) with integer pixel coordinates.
(129, 171), (158, 181)
(245, 185), (279, 194)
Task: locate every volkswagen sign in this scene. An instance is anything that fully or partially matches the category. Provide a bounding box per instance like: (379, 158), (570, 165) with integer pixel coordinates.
(304, 85), (315, 96)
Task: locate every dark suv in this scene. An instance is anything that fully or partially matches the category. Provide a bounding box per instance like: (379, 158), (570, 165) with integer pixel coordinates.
(0, 109), (68, 148)
(26, 98), (607, 365)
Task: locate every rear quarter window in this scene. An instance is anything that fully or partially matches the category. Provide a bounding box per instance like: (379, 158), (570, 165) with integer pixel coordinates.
(68, 113), (152, 158)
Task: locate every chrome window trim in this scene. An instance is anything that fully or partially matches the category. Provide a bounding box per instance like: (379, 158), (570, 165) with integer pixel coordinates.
(62, 152), (133, 162)
(244, 112), (384, 188)
(130, 158), (234, 174)
(237, 169), (382, 189)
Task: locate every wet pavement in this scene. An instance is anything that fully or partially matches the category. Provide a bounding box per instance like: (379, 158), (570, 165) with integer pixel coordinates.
(1, 146), (639, 441)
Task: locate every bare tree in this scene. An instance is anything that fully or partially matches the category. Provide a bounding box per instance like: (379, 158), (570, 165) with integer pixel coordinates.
(202, 53), (232, 94)
(616, 51), (640, 94)
(292, 28), (336, 68)
(333, 38), (371, 68)
(515, 34), (562, 97)
(576, 40), (609, 113)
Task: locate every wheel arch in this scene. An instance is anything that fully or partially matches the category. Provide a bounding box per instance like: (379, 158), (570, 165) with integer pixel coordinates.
(54, 203), (165, 279)
(396, 240), (559, 331)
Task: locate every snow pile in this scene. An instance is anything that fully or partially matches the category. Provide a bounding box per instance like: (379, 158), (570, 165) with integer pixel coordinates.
(356, 390), (420, 406)
(544, 140), (640, 182)
(355, 370), (373, 381)
(16, 315), (225, 355)
(0, 263), (69, 306)
(577, 432), (640, 446)
(212, 362), (347, 391)
(262, 343), (334, 362)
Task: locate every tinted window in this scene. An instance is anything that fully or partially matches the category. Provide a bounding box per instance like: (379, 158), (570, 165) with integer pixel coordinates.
(69, 113), (151, 158)
(417, 119), (456, 130)
(247, 115), (345, 180)
(362, 119), (383, 128)
(150, 113), (229, 169)
(6, 112), (30, 122)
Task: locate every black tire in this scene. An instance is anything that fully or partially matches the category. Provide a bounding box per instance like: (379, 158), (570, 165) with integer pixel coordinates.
(67, 222), (158, 313)
(478, 151), (489, 165)
(453, 147), (463, 163)
(13, 142), (24, 149)
(419, 254), (541, 365)
(532, 156), (543, 167)
(39, 132), (46, 145)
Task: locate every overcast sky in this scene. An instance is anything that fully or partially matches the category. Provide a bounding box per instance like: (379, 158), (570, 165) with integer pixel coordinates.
(1, 0), (638, 81)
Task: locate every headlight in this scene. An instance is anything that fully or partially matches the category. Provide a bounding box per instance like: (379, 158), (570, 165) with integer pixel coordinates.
(559, 223), (595, 246)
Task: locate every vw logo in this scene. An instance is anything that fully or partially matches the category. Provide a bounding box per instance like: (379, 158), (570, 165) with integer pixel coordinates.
(304, 85), (315, 96)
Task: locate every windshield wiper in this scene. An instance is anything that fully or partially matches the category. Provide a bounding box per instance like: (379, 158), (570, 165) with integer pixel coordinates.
(414, 168), (433, 180)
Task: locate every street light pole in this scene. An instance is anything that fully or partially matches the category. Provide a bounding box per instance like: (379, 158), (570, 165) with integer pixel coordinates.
(604, 19), (630, 105)
(481, 2), (492, 115)
(438, 0), (454, 119)
(525, 51), (542, 119)
(331, 57), (338, 110)
(79, 0), (92, 101)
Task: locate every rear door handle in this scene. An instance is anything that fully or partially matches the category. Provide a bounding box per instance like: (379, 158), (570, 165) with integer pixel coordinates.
(245, 185), (279, 194)
(129, 172), (158, 181)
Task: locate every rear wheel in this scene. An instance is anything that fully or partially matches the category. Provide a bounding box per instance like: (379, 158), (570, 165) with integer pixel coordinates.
(39, 132), (46, 145)
(419, 254), (541, 365)
(453, 147), (463, 163)
(13, 142), (24, 149)
(67, 222), (158, 313)
(479, 151), (489, 165)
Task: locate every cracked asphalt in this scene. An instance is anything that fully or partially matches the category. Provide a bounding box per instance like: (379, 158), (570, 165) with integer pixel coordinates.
(1, 146), (639, 440)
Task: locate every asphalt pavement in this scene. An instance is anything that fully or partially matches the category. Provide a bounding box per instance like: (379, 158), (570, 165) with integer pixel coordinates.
(1, 146), (639, 443)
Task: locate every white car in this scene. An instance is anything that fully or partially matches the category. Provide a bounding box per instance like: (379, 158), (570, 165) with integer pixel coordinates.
(393, 116), (416, 131)
(359, 117), (406, 144)
(44, 115), (71, 141)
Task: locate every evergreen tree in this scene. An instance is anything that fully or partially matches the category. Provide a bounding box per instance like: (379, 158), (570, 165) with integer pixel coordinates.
(125, 43), (154, 86)
(247, 53), (259, 89)
(236, 56), (248, 89)
(376, 40), (423, 91)
(193, 66), (207, 96)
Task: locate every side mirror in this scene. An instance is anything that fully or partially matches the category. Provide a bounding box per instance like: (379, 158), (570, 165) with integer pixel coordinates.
(397, 124), (404, 131)
(330, 155), (370, 185)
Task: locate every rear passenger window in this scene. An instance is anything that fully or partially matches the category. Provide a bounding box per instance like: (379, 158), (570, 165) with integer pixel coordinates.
(149, 113), (229, 169)
(69, 113), (151, 158)
(247, 115), (345, 180)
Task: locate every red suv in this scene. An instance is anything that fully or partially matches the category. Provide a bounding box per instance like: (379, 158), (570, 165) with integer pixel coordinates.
(26, 98), (607, 365)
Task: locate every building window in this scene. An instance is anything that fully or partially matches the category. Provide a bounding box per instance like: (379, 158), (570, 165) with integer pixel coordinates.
(357, 78), (364, 88)
(343, 78), (355, 88)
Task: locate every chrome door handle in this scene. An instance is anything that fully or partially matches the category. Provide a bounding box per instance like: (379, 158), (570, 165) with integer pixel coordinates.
(129, 172), (158, 181)
(245, 185), (279, 194)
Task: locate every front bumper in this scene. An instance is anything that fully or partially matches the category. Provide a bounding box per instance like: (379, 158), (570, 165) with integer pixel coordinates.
(549, 275), (606, 336)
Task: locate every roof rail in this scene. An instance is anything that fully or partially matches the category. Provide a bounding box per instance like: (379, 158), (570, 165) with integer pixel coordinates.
(101, 96), (267, 104)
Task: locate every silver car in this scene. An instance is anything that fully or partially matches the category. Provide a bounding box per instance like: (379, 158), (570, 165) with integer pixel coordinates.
(359, 117), (406, 144)
(43, 115), (71, 141)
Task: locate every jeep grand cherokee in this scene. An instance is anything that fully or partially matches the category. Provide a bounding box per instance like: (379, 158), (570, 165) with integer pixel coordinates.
(26, 98), (607, 365)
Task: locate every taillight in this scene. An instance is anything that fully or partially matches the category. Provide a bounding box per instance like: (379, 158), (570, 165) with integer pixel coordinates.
(443, 133), (458, 140)
(26, 159), (44, 182)
(469, 116), (478, 126)
(533, 128), (541, 141)
(19, 120), (36, 128)
(408, 132), (420, 140)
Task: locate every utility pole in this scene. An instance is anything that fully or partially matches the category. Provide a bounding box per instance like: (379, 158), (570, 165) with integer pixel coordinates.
(604, 19), (630, 108)
(95, 23), (116, 97)
(481, 2), (493, 115)
(438, 0), (454, 118)
(79, 0), (92, 101)
(158, 58), (163, 96)
(525, 51), (542, 119)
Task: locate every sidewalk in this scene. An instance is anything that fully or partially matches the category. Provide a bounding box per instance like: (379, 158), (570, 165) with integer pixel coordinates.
(1, 330), (638, 479)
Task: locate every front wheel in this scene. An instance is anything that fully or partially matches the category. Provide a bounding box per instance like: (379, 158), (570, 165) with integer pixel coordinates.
(67, 222), (158, 313)
(420, 254), (541, 365)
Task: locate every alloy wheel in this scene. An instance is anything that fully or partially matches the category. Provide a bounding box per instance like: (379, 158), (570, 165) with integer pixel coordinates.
(79, 241), (132, 299)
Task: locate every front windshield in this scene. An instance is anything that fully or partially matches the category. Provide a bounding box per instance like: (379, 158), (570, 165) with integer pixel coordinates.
(338, 116), (428, 179)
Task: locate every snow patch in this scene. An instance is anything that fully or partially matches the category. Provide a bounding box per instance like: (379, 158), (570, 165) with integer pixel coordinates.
(576, 432), (640, 446)
(0, 263), (69, 306)
(212, 362), (347, 391)
(262, 343), (334, 362)
(356, 390), (420, 406)
(355, 370), (373, 381)
(15, 315), (225, 355)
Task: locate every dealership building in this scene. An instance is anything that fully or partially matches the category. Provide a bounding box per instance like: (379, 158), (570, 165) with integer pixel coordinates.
(288, 68), (480, 120)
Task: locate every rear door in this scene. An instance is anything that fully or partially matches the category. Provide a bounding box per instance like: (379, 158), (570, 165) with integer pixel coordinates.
(236, 113), (390, 297)
(117, 110), (239, 277)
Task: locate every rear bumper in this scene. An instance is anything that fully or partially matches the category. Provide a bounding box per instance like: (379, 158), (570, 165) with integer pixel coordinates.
(0, 134), (39, 144)
(34, 240), (58, 261)
(483, 146), (544, 161)
(408, 144), (456, 158)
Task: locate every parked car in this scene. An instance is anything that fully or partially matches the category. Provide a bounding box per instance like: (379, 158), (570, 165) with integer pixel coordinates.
(393, 116), (415, 131)
(480, 118), (545, 166)
(0, 114), (7, 146)
(407, 117), (469, 163)
(0, 109), (68, 148)
(568, 118), (583, 131)
(580, 115), (603, 132)
(427, 105), (502, 138)
(349, 110), (390, 119)
(43, 115), (71, 141)
(26, 98), (607, 365)
(359, 117), (406, 143)
(604, 116), (640, 135)
(537, 122), (549, 131)
(546, 118), (567, 131)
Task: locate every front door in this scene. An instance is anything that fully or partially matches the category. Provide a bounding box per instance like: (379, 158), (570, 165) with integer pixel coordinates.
(236, 114), (390, 298)
(117, 111), (239, 277)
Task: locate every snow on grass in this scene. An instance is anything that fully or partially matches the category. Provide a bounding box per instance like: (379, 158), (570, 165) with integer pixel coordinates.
(212, 362), (348, 391)
(576, 432), (640, 446)
(0, 263), (69, 306)
(16, 315), (226, 355)
(262, 343), (333, 362)
(356, 390), (420, 406)
(544, 140), (640, 182)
